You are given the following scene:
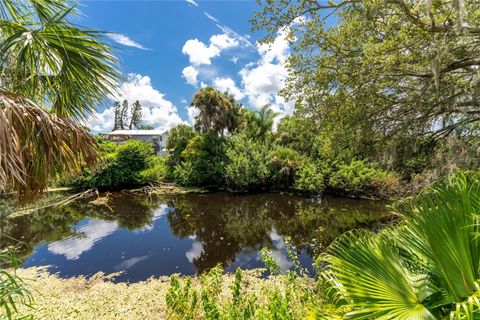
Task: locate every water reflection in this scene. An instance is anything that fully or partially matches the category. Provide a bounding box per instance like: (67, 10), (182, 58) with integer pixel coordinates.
(0, 192), (389, 281)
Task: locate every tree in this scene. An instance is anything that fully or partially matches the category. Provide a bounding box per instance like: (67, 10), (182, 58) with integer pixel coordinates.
(120, 100), (129, 130)
(248, 105), (279, 140)
(167, 124), (196, 165)
(191, 87), (239, 136)
(113, 101), (122, 131)
(252, 0), (480, 139)
(129, 100), (142, 129)
(0, 0), (120, 200)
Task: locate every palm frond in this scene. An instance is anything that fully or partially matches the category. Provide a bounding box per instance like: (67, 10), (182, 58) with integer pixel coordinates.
(0, 0), (121, 120)
(320, 230), (436, 320)
(397, 174), (480, 302)
(0, 90), (97, 201)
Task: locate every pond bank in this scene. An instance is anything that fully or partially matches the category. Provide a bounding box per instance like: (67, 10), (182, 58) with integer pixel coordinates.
(16, 267), (314, 320)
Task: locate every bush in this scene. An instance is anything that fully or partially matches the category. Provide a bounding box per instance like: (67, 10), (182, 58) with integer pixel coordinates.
(166, 264), (315, 320)
(224, 134), (271, 191)
(328, 159), (400, 197)
(293, 159), (325, 194)
(71, 140), (165, 189)
(174, 134), (226, 187)
(138, 156), (167, 185)
(269, 147), (301, 189)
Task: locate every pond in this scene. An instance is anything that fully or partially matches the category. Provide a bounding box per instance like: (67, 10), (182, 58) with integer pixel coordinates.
(1, 192), (390, 282)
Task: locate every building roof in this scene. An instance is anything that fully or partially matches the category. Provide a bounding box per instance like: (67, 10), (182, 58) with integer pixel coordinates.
(105, 129), (167, 136)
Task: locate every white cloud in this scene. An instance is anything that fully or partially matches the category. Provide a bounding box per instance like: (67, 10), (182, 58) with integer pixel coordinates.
(88, 74), (184, 133)
(210, 34), (239, 50)
(182, 39), (220, 66)
(182, 33), (238, 66)
(258, 29), (290, 64)
(269, 229), (293, 272)
(182, 66), (199, 86)
(202, 11), (255, 49)
(239, 29), (294, 117)
(204, 12), (219, 23)
(213, 77), (244, 100)
(107, 33), (149, 50)
(231, 56), (239, 64)
(48, 220), (119, 260)
(185, 0), (198, 6)
(187, 106), (200, 126)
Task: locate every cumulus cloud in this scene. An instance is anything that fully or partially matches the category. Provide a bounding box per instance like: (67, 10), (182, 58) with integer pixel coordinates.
(213, 77), (244, 100)
(182, 33), (238, 66)
(87, 74), (184, 133)
(107, 33), (149, 50)
(239, 29), (294, 118)
(182, 66), (199, 86)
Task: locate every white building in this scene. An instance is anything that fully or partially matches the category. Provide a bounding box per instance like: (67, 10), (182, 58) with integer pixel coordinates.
(103, 130), (169, 156)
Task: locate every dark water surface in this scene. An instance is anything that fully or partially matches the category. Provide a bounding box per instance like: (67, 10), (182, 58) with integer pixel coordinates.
(1, 192), (389, 282)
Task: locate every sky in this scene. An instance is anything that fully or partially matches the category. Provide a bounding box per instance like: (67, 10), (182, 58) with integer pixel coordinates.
(81, 0), (295, 133)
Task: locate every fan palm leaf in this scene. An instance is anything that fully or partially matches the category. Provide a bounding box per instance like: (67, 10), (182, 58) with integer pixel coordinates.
(0, 0), (121, 200)
(320, 230), (436, 320)
(318, 173), (480, 319)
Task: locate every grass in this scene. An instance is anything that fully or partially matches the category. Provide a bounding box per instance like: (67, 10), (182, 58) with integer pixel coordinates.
(14, 267), (316, 320)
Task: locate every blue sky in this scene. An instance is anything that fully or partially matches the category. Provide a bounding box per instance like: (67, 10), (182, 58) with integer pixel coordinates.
(82, 0), (293, 133)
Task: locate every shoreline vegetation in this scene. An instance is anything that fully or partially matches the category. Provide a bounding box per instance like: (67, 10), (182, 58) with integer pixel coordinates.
(14, 267), (316, 320)
(2, 0), (480, 319)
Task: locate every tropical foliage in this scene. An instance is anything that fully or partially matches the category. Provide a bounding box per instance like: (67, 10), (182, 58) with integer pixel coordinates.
(315, 173), (480, 319)
(69, 140), (166, 189)
(155, 87), (398, 196)
(0, 245), (33, 320)
(191, 87), (243, 137)
(0, 0), (120, 201)
(252, 0), (480, 190)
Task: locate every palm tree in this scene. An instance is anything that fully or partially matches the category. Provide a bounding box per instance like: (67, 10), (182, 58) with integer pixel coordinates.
(0, 0), (120, 200)
(315, 173), (480, 319)
(191, 87), (236, 137)
(250, 105), (279, 140)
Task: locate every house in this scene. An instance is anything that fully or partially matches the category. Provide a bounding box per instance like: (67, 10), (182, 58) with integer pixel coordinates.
(104, 129), (169, 156)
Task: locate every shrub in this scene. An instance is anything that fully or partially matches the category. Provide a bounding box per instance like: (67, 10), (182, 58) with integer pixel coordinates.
(138, 156), (167, 185)
(293, 159), (325, 194)
(71, 140), (162, 189)
(166, 265), (314, 320)
(328, 159), (399, 197)
(224, 134), (271, 191)
(174, 134), (226, 187)
(269, 147), (301, 189)
(166, 124), (196, 166)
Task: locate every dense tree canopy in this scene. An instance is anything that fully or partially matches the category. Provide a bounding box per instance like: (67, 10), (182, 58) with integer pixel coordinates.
(253, 0), (480, 139)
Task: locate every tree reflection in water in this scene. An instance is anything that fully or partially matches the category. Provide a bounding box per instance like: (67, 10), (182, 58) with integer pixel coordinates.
(1, 192), (389, 277)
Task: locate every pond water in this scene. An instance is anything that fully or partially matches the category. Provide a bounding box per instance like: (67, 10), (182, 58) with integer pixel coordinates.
(1, 192), (389, 282)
